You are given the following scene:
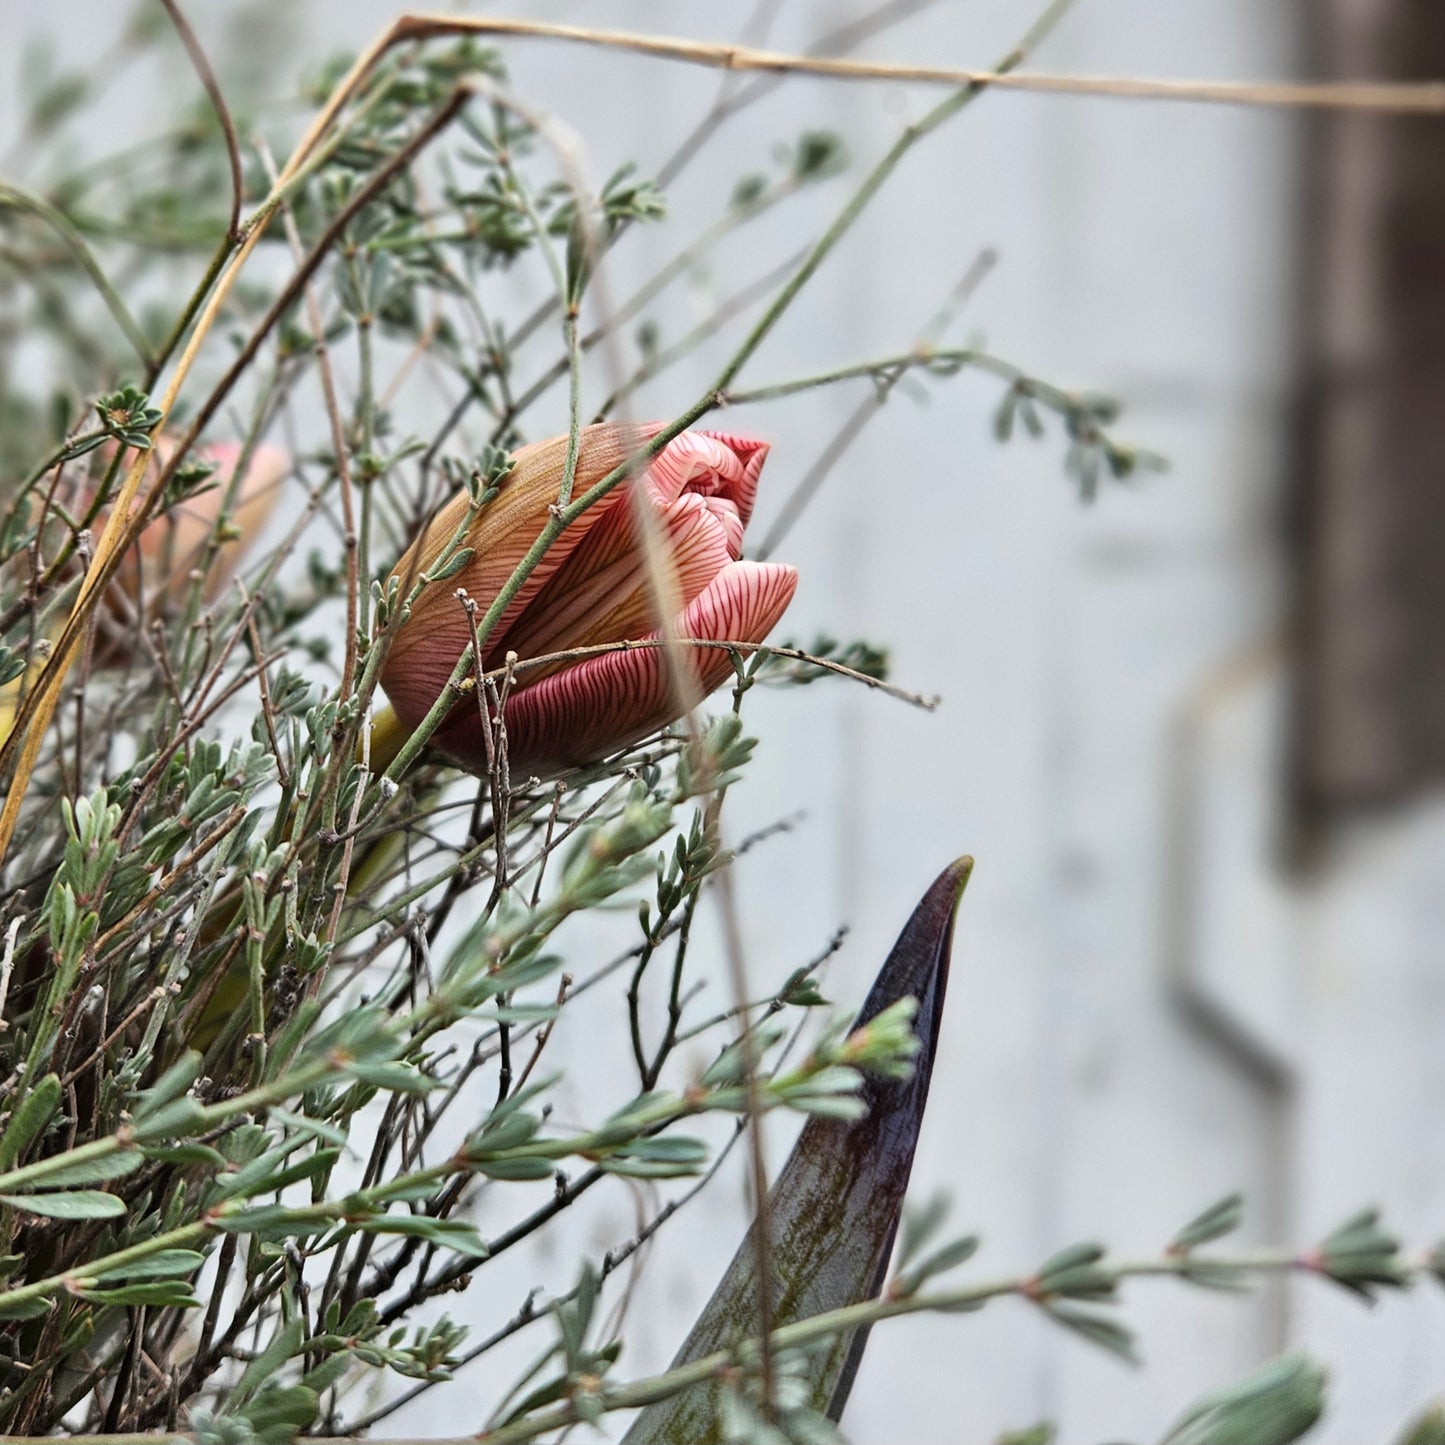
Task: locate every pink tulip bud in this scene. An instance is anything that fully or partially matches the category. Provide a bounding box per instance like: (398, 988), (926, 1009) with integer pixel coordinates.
(119, 439), (287, 607)
(86, 438), (286, 665)
(380, 423), (797, 779)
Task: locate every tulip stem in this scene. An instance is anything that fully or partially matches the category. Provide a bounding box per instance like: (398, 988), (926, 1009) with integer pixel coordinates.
(558, 308), (585, 506)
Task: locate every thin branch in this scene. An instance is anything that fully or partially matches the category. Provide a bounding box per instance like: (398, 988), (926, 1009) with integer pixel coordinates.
(54, 1244), (1419, 1445)
(652, 0), (942, 191)
(256, 138), (360, 717)
(156, 0), (244, 242)
(470, 0), (945, 364)
(0, 183), (155, 367)
(383, 0), (1047, 777)
(377, 14), (1445, 116)
(430, 636), (938, 724)
(590, 246), (809, 422)
(750, 251), (996, 558)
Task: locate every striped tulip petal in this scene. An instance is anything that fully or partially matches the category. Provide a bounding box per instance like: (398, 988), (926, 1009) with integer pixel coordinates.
(382, 427), (644, 726)
(431, 560), (797, 779)
(95, 437), (287, 666)
(641, 429), (767, 554)
(499, 491), (740, 675)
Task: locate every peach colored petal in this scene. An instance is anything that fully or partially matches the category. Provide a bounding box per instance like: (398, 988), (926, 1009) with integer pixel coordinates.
(103, 437), (287, 626)
(384, 424), (647, 730)
(141, 441), (287, 599)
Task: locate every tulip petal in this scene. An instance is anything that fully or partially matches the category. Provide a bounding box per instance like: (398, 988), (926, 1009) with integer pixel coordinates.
(623, 858), (972, 1444)
(641, 430), (767, 547)
(500, 492), (738, 672)
(383, 425), (646, 730)
(709, 430), (769, 527)
(432, 560), (796, 779)
(102, 439), (287, 662)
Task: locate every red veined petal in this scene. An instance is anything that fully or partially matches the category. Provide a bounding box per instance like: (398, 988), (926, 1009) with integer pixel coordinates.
(499, 490), (737, 671)
(698, 430), (768, 527)
(640, 429), (767, 543)
(431, 560), (797, 779)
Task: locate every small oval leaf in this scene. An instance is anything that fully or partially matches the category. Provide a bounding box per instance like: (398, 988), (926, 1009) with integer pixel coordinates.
(0, 1189), (126, 1219)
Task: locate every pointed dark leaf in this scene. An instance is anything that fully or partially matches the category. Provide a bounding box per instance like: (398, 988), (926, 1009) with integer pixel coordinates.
(624, 857), (972, 1444)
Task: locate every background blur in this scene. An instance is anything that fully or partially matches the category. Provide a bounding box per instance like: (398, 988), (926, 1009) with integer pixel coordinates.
(5, 2), (1445, 1441)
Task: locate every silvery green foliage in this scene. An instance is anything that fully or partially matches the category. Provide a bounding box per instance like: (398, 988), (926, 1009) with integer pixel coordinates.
(0, 8), (1432, 1445)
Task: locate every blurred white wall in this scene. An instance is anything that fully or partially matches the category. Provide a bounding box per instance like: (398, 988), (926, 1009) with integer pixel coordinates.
(7, 1), (1445, 1440)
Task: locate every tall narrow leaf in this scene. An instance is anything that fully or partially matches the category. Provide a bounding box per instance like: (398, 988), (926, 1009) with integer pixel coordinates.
(626, 856), (972, 1443)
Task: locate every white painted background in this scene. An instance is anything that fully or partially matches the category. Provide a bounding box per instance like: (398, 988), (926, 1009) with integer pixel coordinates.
(6, 1), (1445, 1440)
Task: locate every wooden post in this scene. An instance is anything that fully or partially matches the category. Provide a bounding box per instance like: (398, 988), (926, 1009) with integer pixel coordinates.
(1294, 0), (1445, 815)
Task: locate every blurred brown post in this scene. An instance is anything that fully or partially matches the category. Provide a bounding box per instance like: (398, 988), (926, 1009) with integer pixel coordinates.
(1294, 0), (1445, 815)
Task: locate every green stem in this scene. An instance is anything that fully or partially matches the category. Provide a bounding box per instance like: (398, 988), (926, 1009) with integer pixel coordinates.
(16, 428), (110, 493)
(474, 1250), (1314, 1444)
(356, 313), (376, 639)
(0, 1040), (863, 1316)
(0, 183), (156, 369)
(496, 118), (585, 508)
(592, 246), (808, 421)
(722, 346), (1061, 406)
